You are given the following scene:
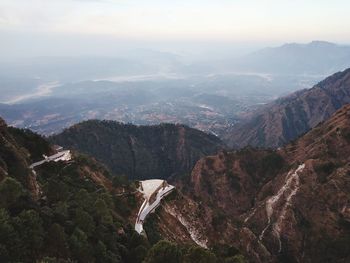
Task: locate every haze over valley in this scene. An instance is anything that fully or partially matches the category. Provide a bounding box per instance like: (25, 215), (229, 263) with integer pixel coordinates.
(1, 1), (350, 262)
(2, 41), (350, 136)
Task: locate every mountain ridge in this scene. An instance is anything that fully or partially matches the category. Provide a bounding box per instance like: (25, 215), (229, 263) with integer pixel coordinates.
(223, 68), (350, 148)
(50, 120), (226, 180)
(225, 41), (350, 75)
(156, 104), (350, 262)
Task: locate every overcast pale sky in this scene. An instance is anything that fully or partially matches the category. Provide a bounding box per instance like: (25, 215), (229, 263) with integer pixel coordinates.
(1, 0), (350, 57)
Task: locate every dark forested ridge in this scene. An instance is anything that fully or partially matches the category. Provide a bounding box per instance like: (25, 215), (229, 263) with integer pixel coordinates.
(50, 121), (225, 180)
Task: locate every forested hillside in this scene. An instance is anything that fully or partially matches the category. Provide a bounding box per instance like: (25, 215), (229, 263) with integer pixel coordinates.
(51, 121), (225, 180)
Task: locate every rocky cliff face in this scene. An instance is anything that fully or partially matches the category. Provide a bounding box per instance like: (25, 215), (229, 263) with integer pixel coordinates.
(50, 121), (225, 180)
(155, 104), (350, 263)
(224, 68), (350, 148)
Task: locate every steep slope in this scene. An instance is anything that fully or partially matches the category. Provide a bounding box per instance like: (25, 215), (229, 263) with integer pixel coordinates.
(224, 68), (350, 148)
(155, 105), (350, 263)
(50, 121), (225, 180)
(244, 104), (350, 262)
(0, 117), (54, 198)
(0, 117), (150, 262)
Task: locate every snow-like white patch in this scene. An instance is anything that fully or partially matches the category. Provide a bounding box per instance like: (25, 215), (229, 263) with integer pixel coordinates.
(164, 205), (208, 248)
(244, 207), (257, 223)
(259, 223), (270, 241)
(260, 164), (305, 252)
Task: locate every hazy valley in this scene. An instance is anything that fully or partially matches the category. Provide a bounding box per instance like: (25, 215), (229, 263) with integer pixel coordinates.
(2, 5), (350, 260)
(1, 41), (347, 139)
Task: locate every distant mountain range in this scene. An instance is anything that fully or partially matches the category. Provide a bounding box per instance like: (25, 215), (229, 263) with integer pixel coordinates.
(2, 41), (350, 140)
(224, 67), (350, 148)
(225, 41), (350, 75)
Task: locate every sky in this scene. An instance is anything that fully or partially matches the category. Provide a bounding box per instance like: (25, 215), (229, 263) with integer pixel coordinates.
(1, 0), (350, 57)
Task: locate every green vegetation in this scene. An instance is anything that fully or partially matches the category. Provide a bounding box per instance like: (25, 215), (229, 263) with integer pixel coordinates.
(50, 120), (224, 180)
(8, 127), (53, 162)
(144, 240), (182, 263)
(0, 158), (150, 262)
(143, 212), (162, 245)
(0, 177), (24, 208)
(0, 124), (145, 262)
(144, 240), (247, 263)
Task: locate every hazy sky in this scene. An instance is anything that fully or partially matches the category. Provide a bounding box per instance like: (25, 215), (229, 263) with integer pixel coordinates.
(1, 0), (350, 57)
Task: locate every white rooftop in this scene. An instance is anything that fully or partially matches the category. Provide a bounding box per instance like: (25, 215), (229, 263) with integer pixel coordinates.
(135, 179), (175, 234)
(30, 150), (72, 169)
(139, 179), (164, 199)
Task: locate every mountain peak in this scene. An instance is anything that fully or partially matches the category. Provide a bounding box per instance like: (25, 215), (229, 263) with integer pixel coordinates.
(280, 40), (336, 49)
(308, 40), (336, 47)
